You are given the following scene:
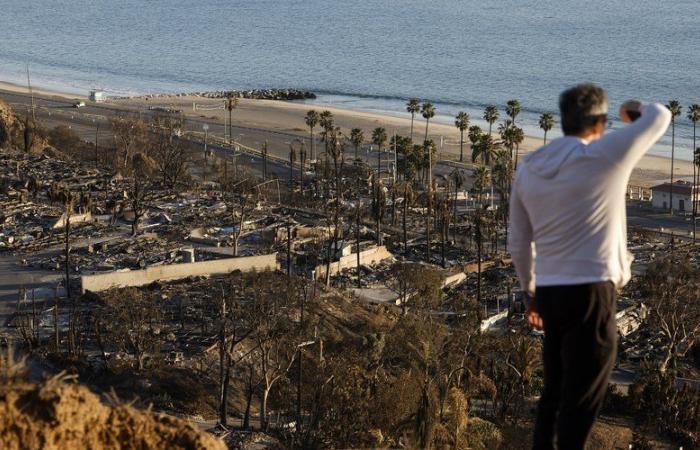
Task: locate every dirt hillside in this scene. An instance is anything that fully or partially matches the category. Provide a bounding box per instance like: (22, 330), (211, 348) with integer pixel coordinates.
(0, 375), (225, 450)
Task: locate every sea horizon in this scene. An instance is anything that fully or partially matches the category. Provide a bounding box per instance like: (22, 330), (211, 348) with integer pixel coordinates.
(1, 0), (698, 159)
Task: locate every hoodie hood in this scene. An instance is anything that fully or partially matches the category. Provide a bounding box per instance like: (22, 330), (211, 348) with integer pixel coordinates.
(523, 136), (584, 179)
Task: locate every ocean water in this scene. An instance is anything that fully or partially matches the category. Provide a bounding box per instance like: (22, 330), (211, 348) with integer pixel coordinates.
(0, 0), (698, 158)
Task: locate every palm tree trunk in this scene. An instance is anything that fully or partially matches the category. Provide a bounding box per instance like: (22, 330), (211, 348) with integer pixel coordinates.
(693, 123), (697, 242)
(424, 119), (430, 143)
(453, 185), (458, 242)
(459, 130), (464, 162)
(228, 110), (233, 146)
(356, 209), (361, 288)
(309, 128), (314, 160)
(403, 205), (407, 253)
(477, 228), (482, 304)
(543, 130), (548, 145)
(670, 121), (675, 215)
(426, 197), (432, 262)
(410, 114), (415, 142)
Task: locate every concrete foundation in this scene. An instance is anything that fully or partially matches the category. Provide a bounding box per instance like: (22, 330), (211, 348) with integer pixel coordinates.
(314, 246), (393, 280)
(81, 253), (279, 292)
(52, 212), (93, 229)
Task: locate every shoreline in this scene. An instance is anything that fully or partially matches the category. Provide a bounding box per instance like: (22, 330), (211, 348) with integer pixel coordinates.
(0, 79), (694, 188)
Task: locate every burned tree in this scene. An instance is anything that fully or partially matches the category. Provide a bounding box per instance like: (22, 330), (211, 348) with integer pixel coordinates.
(110, 115), (147, 170)
(401, 182), (415, 253)
(126, 153), (154, 236)
(230, 193), (253, 257)
(641, 253), (700, 374)
(371, 178), (386, 246)
(150, 113), (190, 189)
(216, 277), (255, 427)
(435, 194), (451, 268)
(249, 273), (299, 430)
(385, 262), (442, 315)
(99, 288), (163, 371)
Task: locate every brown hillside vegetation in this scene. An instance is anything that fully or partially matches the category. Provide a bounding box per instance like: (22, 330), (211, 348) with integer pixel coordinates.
(0, 98), (49, 152)
(0, 374), (225, 450)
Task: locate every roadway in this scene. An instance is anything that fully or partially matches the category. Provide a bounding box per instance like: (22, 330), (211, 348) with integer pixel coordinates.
(0, 89), (474, 186)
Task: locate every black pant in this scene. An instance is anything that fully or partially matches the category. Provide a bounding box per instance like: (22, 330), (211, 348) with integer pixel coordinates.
(533, 282), (617, 450)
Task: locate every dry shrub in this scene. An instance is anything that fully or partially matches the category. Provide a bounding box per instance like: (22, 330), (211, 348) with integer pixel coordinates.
(0, 373), (224, 450)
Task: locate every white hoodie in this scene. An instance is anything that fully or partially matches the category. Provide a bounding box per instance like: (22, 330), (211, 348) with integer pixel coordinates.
(508, 103), (672, 295)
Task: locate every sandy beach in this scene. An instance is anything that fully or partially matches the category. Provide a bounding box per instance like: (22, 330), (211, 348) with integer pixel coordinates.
(0, 79), (693, 188)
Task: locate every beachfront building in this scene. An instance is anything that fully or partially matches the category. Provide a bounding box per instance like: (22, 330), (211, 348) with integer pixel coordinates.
(650, 181), (699, 213)
(89, 90), (106, 103)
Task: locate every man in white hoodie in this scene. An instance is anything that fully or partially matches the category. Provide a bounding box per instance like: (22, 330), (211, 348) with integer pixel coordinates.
(508, 84), (671, 450)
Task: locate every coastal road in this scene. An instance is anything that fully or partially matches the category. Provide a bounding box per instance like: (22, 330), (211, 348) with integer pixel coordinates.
(0, 89), (473, 187)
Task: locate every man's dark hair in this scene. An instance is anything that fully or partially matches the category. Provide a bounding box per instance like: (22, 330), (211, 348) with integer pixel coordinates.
(559, 84), (608, 135)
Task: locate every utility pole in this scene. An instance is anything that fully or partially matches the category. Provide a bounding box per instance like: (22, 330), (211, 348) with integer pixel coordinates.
(393, 130), (397, 183)
(94, 120), (99, 163)
(286, 220), (292, 276)
(356, 200), (361, 288)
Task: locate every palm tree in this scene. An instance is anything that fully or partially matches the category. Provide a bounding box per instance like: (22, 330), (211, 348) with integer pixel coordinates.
(472, 166), (490, 304)
(319, 110), (334, 162)
(226, 93), (239, 145)
(401, 182), (415, 253)
(372, 127), (388, 175)
(666, 100), (682, 214)
(493, 149), (514, 247)
(688, 104), (700, 240)
(468, 125), (483, 164)
(472, 135), (497, 169)
(455, 112), (470, 162)
(288, 143), (297, 183)
(407, 98), (420, 142)
(696, 147), (700, 241)
(371, 179), (386, 245)
(506, 99), (521, 125)
(539, 112), (555, 145)
(305, 110), (320, 160)
(500, 120), (525, 169)
(473, 166), (490, 205)
(511, 126), (525, 169)
(423, 139), (437, 188)
(350, 128), (364, 161)
(319, 110), (333, 129)
(421, 102), (436, 143)
(483, 105), (499, 138)
(449, 168), (465, 240)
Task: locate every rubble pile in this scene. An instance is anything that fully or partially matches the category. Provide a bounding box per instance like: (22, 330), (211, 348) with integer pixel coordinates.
(25, 235), (200, 274)
(0, 150), (117, 252)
